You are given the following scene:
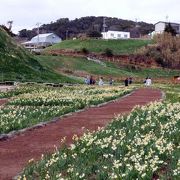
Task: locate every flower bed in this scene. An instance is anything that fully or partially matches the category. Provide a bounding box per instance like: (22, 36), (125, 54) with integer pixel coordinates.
(18, 101), (180, 179)
(0, 85), (133, 134)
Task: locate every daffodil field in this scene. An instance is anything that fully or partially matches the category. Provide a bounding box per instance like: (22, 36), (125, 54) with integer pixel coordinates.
(18, 84), (180, 180)
(0, 84), (133, 134)
(155, 84), (180, 103)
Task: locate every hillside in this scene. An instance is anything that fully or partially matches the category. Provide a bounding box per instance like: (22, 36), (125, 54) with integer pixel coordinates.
(19, 16), (154, 40)
(0, 28), (80, 83)
(47, 39), (152, 55)
(37, 55), (179, 82)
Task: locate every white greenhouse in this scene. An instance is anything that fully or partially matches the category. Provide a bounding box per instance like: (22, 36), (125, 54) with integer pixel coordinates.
(22, 33), (62, 51)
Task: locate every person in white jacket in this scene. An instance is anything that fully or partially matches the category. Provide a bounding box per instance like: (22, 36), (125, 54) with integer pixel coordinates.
(145, 77), (152, 86)
(98, 77), (104, 86)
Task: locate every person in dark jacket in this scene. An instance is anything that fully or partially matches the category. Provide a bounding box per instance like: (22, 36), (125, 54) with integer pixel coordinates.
(129, 77), (133, 84)
(90, 76), (96, 85)
(109, 77), (114, 86)
(124, 78), (129, 86)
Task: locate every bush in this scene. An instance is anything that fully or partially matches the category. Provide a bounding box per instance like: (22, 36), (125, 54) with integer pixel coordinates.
(104, 48), (113, 57)
(52, 53), (58, 56)
(81, 47), (89, 54)
(153, 33), (180, 68)
(137, 33), (180, 69)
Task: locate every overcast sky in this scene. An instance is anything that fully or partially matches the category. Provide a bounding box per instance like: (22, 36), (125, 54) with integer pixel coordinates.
(0, 0), (179, 33)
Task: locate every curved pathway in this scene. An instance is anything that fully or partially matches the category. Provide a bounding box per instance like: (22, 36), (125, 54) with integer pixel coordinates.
(0, 88), (162, 180)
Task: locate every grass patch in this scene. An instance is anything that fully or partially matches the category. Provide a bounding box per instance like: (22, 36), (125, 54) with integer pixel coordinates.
(36, 55), (179, 80)
(47, 39), (152, 55)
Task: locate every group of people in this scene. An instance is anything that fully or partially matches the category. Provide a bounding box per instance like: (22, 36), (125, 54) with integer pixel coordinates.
(144, 77), (152, 86)
(85, 75), (152, 87)
(84, 76), (114, 86)
(84, 75), (96, 85)
(124, 77), (133, 86)
(124, 77), (152, 86)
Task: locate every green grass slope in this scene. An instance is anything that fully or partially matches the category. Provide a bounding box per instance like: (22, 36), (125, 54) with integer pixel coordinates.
(37, 55), (179, 80)
(47, 39), (152, 55)
(0, 28), (80, 83)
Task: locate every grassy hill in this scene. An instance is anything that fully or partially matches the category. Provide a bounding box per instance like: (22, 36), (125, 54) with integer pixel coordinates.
(47, 39), (152, 55)
(1, 28), (177, 84)
(37, 55), (179, 82)
(0, 28), (80, 83)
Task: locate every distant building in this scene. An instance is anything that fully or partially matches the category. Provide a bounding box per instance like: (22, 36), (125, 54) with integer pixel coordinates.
(154, 21), (180, 34)
(101, 30), (130, 39)
(22, 33), (62, 51)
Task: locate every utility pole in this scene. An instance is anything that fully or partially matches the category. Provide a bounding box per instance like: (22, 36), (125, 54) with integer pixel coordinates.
(135, 18), (138, 27)
(103, 17), (107, 32)
(135, 18), (140, 28)
(36, 22), (41, 48)
(166, 15), (169, 22)
(102, 17), (108, 39)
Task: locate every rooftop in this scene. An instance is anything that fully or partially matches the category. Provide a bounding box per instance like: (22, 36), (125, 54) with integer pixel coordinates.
(32, 33), (54, 38)
(155, 21), (180, 26)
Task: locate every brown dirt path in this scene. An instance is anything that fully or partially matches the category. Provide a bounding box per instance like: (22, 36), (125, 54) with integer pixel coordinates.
(0, 99), (8, 106)
(0, 88), (162, 180)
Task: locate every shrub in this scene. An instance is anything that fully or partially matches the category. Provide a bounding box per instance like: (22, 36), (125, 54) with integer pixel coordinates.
(104, 48), (113, 57)
(81, 47), (89, 54)
(137, 33), (180, 69)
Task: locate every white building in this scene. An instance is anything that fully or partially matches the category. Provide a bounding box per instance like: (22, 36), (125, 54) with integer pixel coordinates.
(154, 21), (180, 34)
(101, 30), (130, 39)
(22, 33), (62, 50)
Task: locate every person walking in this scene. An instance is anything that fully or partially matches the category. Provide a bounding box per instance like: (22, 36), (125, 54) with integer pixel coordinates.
(144, 77), (148, 85)
(84, 75), (90, 85)
(89, 76), (93, 85)
(98, 77), (104, 86)
(109, 77), (114, 86)
(145, 77), (152, 86)
(128, 77), (133, 84)
(124, 78), (129, 86)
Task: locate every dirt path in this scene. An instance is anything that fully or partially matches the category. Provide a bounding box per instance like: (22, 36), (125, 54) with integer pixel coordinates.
(0, 88), (162, 180)
(0, 86), (15, 92)
(0, 99), (8, 106)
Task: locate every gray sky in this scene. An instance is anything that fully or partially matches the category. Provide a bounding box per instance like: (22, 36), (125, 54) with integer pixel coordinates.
(0, 0), (179, 33)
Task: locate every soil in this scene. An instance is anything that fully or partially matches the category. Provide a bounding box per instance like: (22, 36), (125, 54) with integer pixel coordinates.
(0, 99), (8, 106)
(0, 88), (162, 180)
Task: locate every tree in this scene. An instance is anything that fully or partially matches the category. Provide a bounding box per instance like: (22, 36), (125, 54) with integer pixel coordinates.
(17, 16), (154, 40)
(0, 25), (16, 37)
(18, 29), (28, 37)
(164, 23), (177, 36)
(19, 29), (37, 40)
(87, 30), (102, 38)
